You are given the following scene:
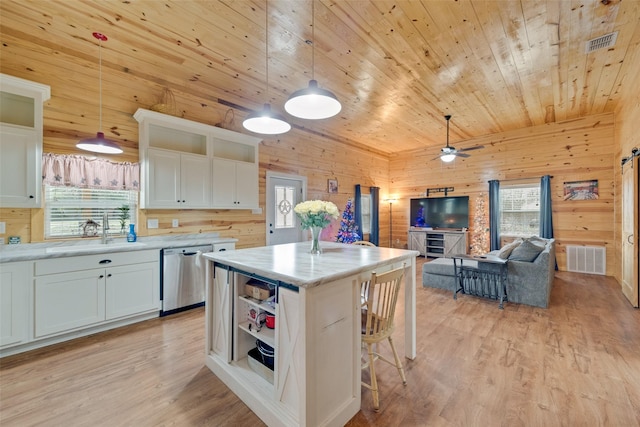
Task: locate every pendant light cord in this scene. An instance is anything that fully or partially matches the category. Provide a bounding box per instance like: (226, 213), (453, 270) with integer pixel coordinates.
(265, 0), (269, 100)
(98, 36), (103, 132)
(311, 0), (315, 80)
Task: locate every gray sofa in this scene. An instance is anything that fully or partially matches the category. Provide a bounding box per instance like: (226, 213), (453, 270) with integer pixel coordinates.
(422, 237), (556, 308)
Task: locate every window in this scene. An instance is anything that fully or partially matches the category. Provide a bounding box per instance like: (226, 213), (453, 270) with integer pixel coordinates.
(45, 185), (138, 239)
(360, 194), (372, 234)
(499, 184), (540, 237)
(274, 185), (296, 229)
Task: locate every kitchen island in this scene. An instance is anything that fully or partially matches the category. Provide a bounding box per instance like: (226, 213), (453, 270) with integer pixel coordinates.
(203, 242), (419, 427)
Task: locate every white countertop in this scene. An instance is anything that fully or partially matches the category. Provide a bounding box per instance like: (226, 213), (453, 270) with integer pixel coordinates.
(0, 233), (237, 263)
(204, 241), (419, 288)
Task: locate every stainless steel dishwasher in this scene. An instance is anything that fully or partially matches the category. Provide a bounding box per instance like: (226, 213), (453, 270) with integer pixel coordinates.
(160, 244), (212, 316)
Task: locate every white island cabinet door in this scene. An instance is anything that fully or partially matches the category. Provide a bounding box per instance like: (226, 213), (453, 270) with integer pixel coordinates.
(208, 266), (232, 362)
(105, 262), (159, 320)
(0, 261), (30, 348)
(34, 270), (106, 337)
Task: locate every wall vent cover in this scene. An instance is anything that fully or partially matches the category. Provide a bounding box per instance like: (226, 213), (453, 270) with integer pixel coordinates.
(585, 32), (618, 53)
(566, 245), (606, 275)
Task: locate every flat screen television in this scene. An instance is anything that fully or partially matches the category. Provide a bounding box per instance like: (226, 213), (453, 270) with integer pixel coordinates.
(410, 196), (469, 229)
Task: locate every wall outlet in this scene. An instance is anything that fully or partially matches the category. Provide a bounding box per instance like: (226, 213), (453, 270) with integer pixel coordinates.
(251, 207), (262, 215)
(172, 219), (179, 228)
(147, 219), (159, 229)
(0, 221), (5, 234)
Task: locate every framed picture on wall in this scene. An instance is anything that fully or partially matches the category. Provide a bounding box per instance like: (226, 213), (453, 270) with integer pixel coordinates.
(328, 179), (338, 194)
(563, 179), (598, 200)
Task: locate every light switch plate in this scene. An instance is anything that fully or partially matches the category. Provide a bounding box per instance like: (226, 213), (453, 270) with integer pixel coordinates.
(147, 219), (159, 229)
(0, 222), (5, 234)
(172, 219), (179, 227)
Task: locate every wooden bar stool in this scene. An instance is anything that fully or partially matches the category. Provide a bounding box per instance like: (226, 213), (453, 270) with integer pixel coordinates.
(360, 265), (407, 411)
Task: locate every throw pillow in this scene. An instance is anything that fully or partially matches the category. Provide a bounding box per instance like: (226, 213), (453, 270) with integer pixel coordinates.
(497, 239), (523, 259)
(526, 236), (548, 248)
(508, 239), (544, 262)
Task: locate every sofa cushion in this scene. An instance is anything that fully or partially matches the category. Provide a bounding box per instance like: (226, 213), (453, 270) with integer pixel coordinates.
(526, 235), (548, 248)
(497, 239), (523, 259)
(508, 239), (544, 262)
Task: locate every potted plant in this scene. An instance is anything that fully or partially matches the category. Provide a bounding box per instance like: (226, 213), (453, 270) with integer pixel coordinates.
(116, 205), (130, 235)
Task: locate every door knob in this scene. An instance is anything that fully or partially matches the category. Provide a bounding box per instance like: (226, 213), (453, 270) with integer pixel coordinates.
(628, 234), (634, 244)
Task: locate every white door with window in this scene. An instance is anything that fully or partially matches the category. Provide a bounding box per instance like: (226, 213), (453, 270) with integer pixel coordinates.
(266, 172), (306, 246)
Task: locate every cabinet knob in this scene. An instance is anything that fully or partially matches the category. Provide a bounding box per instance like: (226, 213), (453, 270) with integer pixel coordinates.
(99, 259), (112, 264)
(99, 275), (104, 279)
(29, 195), (35, 199)
(107, 273), (112, 278)
(182, 200), (186, 203)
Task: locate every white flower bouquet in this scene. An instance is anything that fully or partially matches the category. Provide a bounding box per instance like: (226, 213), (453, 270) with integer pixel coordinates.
(294, 200), (340, 229)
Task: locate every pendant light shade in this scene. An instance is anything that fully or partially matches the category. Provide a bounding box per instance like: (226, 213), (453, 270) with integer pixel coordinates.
(284, 79), (341, 120)
(77, 32), (123, 154)
(284, 1), (341, 120)
(243, 103), (291, 134)
(243, 1), (290, 135)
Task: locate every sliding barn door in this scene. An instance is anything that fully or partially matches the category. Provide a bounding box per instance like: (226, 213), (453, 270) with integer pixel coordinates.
(621, 156), (638, 307)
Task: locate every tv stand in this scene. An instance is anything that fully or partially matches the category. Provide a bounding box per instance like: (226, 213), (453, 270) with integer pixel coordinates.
(408, 229), (469, 258)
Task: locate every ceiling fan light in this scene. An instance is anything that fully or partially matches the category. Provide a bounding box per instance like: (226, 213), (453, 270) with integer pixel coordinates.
(76, 132), (123, 154)
(243, 103), (291, 134)
(284, 80), (342, 120)
(441, 153), (456, 163)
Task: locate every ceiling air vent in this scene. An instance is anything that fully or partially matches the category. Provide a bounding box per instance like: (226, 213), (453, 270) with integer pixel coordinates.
(585, 31), (618, 53)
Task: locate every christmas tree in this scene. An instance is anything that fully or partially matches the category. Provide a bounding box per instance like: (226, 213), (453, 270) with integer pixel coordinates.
(335, 199), (361, 243)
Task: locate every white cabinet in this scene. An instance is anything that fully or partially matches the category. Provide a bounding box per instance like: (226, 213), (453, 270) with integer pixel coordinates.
(34, 269), (106, 337)
(134, 108), (260, 210)
(212, 158), (258, 208)
(0, 262), (30, 348)
(147, 148), (211, 208)
(0, 74), (50, 208)
(34, 250), (159, 338)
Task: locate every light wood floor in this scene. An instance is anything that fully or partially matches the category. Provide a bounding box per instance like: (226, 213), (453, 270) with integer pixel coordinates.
(1, 259), (639, 426)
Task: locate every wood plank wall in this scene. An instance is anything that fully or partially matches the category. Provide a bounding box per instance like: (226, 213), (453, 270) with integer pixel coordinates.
(0, 80), (389, 249)
(389, 113), (616, 275)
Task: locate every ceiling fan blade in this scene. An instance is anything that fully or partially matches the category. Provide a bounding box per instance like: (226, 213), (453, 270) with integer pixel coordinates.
(431, 154), (442, 161)
(456, 152), (471, 158)
(458, 145), (485, 152)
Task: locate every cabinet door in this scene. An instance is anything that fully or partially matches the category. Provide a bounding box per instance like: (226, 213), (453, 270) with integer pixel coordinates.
(147, 148), (181, 208)
(234, 161), (258, 208)
(105, 262), (159, 320)
(408, 231), (426, 256)
(209, 266), (232, 362)
(444, 233), (467, 256)
(34, 270), (106, 337)
(180, 153), (211, 208)
(0, 262), (30, 348)
(0, 126), (40, 207)
(211, 158), (236, 208)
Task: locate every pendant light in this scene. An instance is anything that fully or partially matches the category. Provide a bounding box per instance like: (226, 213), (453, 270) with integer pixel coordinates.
(76, 32), (123, 154)
(243, 1), (291, 134)
(284, 0), (341, 120)
(440, 115), (456, 163)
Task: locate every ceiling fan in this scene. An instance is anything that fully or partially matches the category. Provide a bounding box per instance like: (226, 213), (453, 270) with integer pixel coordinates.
(433, 114), (484, 162)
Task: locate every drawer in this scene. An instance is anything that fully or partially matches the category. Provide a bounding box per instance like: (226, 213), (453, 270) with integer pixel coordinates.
(35, 249), (159, 276)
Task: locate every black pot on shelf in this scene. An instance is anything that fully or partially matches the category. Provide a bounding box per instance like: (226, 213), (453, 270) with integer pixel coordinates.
(256, 339), (274, 369)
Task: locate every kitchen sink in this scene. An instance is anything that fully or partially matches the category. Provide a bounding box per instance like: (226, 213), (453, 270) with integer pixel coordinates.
(45, 242), (147, 254)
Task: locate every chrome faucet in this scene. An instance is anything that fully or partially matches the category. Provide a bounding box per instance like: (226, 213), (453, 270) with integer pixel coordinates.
(102, 212), (110, 244)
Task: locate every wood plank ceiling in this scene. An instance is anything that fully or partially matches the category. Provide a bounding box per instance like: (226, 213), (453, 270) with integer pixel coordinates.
(1, 0), (638, 155)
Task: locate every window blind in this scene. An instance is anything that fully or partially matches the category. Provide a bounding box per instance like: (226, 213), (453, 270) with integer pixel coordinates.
(44, 185), (138, 239)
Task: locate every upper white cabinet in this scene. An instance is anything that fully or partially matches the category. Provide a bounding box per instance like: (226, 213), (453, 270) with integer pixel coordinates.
(134, 108), (260, 210)
(0, 74), (50, 208)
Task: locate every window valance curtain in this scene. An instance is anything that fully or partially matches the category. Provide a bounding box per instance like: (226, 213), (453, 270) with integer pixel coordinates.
(42, 153), (140, 191)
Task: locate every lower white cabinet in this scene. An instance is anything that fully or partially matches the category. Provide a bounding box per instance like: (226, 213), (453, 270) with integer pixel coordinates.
(0, 262), (30, 348)
(33, 250), (159, 339)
